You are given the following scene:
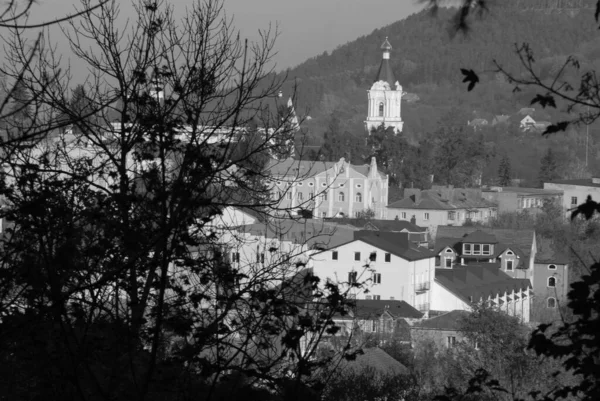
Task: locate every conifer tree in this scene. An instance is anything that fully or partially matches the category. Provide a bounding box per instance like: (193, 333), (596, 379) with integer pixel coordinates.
(538, 147), (560, 187)
(497, 154), (512, 186)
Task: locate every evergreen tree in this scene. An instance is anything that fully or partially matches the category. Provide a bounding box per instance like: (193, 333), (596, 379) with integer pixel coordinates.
(497, 155), (512, 186)
(538, 147), (560, 187)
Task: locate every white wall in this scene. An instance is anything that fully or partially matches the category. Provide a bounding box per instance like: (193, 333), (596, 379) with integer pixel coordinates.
(386, 207), (496, 226)
(430, 282), (470, 312)
(545, 182), (600, 213)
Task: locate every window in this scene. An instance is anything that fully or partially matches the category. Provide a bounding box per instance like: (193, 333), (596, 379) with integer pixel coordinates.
(506, 260), (514, 271)
(308, 191), (314, 199)
(424, 212), (430, 221)
(354, 211), (359, 217)
(548, 264), (557, 270)
(390, 297), (395, 300)
(297, 182), (303, 186)
(384, 253), (391, 263)
(447, 336), (456, 348)
(308, 182), (314, 187)
(373, 295), (381, 300)
(373, 273), (381, 284)
(297, 192), (303, 200)
(464, 244), (472, 255)
(356, 184), (362, 188)
(401, 212), (407, 219)
(322, 211), (327, 218)
(448, 211), (456, 220)
(378, 102), (384, 117)
(473, 244), (481, 255)
(571, 196), (578, 206)
(286, 192), (292, 200)
(365, 295), (372, 300)
(445, 258), (452, 268)
(355, 192), (362, 202)
(354, 252), (361, 261)
(482, 244), (491, 255)
(332, 251), (338, 260)
(321, 182), (327, 187)
(231, 252), (240, 263)
(338, 192), (345, 202)
(548, 277), (556, 287)
(506, 250), (514, 255)
(321, 192), (328, 201)
(348, 271), (357, 284)
(547, 297), (557, 308)
(369, 252), (377, 262)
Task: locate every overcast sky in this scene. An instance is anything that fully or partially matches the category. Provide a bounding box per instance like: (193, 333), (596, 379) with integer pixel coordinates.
(26, 0), (423, 72)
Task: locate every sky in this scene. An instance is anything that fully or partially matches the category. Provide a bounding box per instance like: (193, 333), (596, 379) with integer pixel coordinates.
(25, 0), (424, 72)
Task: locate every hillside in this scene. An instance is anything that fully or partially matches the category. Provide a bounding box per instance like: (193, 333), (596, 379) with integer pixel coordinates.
(279, 2), (600, 138)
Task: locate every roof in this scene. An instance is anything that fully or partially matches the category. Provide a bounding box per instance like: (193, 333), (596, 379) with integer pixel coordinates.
(324, 217), (426, 233)
(339, 347), (408, 376)
(266, 158), (386, 180)
(461, 230), (499, 244)
(534, 237), (569, 265)
(351, 231), (436, 261)
(546, 178), (600, 188)
(482, 186), (563, 196)
(351, 299), (423, 319)
(434, 265), (532, 305)
(412, 310), (470, 331)
(381, 37), (392, 51)
(387, 188), (497, 211)
(435, 226), (534, 261)
(374, 39), (396, 85)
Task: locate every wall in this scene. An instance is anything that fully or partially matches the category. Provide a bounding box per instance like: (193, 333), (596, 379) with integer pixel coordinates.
(430, 281), (470, 312)
(532, 262), (568, 304)
(386, 207), (496, 227)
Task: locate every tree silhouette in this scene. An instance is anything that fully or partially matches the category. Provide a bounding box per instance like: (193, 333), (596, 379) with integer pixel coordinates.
(538, 147), (560, 187)
(497, 154), (512, 186)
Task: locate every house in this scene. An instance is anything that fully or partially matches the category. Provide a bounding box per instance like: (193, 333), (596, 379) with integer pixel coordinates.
(411, 310), (470, 350)
(386, 186), (498, 228)
(544, 177), (600, 213)
(481, 186), (563, 215)
(323, 217), (428, 246)
(336, 347), (409, 376)
(311, 230), (436, 311)
(533, 238), (570, 314)
(332, 299), (423, 341)
(491, 114), (510, 126)
(432, 264), (532, 322)
(520, 115), (537, 131)
(468, 118), (489, 130)
(268, 157), (389, 220)
(518, 107), (536, 116)
(433, 226), (568, 314)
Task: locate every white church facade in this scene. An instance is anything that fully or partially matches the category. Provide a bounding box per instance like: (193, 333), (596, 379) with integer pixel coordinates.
(365, 38), (404, 133)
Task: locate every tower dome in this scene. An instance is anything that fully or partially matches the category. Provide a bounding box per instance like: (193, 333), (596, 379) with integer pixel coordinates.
(364, 38), (403, 134)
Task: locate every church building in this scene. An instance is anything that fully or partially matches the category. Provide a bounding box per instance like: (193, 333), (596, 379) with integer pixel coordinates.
(365, 38), (404, 133)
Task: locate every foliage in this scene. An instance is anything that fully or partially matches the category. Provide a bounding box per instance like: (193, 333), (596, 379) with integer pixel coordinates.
(497, 154), (512, 186)
(538, 147), (560, 187)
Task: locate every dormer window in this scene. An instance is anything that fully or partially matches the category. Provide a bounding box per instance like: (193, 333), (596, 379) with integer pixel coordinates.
(463, 243), (493, 256)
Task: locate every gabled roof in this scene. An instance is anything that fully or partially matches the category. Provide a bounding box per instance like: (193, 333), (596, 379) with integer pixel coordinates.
(325, 218), (426, 233)
(266, 158), (386, 180)
(434, 265), (532, 305)
(412, 310), (470, 331)
(351, 299), (423, 319)
(435, 226), (534, 261)
(546, 178), (600, 188)
(387, 189), (496, 211)
(352, 231), (436, 261)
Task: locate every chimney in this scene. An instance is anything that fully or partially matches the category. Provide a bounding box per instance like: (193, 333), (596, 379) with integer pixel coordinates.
(404, 188), (421, 204)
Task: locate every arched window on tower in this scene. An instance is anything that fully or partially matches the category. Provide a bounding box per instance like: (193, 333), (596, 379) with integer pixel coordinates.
(355, 192), (362, 203)
(547, 297), (556, 308)
(548, 277), (556, 287)
(378, 102), (384, 117)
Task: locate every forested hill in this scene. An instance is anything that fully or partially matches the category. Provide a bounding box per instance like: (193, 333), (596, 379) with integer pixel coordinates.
(278, 2), (600, 139)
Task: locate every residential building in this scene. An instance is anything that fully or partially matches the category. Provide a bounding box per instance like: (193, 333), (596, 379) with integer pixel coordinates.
(432, 264), (532, 322)
(544, 178), (600, 213)
(386, 186), (498, 227)
(433, 226), (568, 316)
(311, 231), (436, 310)
(481, 186), (563, 215)
(365, 38), (404, 133)
(324, 217), (428, 246)
(410, 310), (470, 350)
(268, 157), (389, 219)
(332, 299), (422, 340)
(533, 241), (570, 316)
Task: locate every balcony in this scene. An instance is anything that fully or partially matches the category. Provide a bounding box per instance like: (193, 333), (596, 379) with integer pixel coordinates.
(416, 302), (430, 312)
(415, 282), (430, 293)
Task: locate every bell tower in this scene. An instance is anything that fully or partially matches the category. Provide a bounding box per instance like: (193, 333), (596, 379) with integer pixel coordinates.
(365, 37), (403, 133)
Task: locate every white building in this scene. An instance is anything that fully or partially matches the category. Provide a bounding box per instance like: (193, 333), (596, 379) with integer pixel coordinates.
(365, 37), (404, 133)
(544, 178), (600, 214)
(311, 231), (436, 312)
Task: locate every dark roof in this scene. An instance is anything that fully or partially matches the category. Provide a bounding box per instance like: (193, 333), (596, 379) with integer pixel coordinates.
(435, 226), (534, 261)
(352, 231), (436, 261)
(340, 347), (408, 376)
(434, 265), (532, 304)
(413, 310), (470, 331)
(266, 158), (385, 180)
(352, 299), (423, 319)
(534, 238), (570, 265)
(546, 178), (600, 188)
(387, 188), (497, 211)
(482, 186), (563, 196)
(325, 218), (426, 233)
(461, 230), (499, 244)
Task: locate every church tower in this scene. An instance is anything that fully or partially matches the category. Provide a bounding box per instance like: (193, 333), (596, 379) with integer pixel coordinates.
(365, 38), (403, 133)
